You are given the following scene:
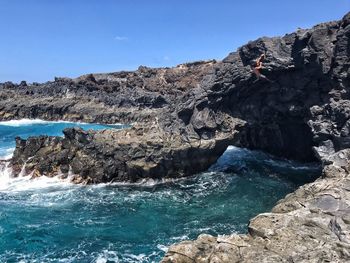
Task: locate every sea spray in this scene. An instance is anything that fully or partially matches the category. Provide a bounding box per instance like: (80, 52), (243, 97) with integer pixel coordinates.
(0, 119), (128, 127)
(0, 121), (321, 262)
(0, 162), (73, 193)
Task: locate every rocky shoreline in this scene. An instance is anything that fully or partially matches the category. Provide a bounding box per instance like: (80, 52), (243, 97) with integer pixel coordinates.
(1, 12), (350, 262)
(162, 163), (350, 262)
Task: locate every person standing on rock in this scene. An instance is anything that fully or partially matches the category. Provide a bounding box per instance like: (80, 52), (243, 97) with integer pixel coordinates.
(251, 54), (272, 83)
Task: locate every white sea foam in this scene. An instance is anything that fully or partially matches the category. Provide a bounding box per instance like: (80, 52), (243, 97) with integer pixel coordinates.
(109, 177), (185, 187)
(0, 147), (15, 160)
(171, 234), (189, 241)
(0, 163), (73, 192)
(94, 250), (162, 263)
(157, 244), (168, 253)
(0, 118), (126, 127)
(0, 118), (99, 127)
(0, 119), (59, 126)
(0, 174), (71, 192)
(224, 145), (320, 171)
(0, 164), (186, 194)
(95, 250), (120, 263)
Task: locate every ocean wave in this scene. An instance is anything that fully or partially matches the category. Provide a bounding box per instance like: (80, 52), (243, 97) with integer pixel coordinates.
(0, 147), (15, 160)
(0, 118), (126, 127)
(93, 249), (166, 263)
(107, 177), (187, 188)
(95, 250), (120, 263)
(0, 163), (74, 192)
(0, 144), (313, 263)
(0, 146), (319, 195)
(0, 119), (62, 126)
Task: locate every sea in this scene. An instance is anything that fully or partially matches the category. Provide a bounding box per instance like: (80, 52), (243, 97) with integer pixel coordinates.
(0, 119), (320, 262)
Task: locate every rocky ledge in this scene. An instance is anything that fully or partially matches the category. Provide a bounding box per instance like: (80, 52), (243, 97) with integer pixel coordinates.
(10, 119), (243, 183)
(2, 11), (350, 262)
(162, 162), (350, 262)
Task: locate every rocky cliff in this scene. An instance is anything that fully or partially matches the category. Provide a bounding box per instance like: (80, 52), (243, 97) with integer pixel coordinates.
(6, 12), (349, 182)
(2, 11), (350, 262)
(161, 13), (350, 262)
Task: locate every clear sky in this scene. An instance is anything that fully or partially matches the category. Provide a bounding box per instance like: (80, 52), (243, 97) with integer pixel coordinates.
(0, 0), (349, 83)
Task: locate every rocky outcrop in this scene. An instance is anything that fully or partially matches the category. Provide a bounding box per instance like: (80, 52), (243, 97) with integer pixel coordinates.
(161, 164), (350, 263)
(2, 11), (350, 262)
(0, 61), (216, 124)
(6, 12), (350, 182)
(160, 13), (350, 262)
(10, 12), (349, 179)
(11, 118), (243, 183)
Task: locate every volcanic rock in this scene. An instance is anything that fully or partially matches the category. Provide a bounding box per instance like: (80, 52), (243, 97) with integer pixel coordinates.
(1, 11), (350, 263)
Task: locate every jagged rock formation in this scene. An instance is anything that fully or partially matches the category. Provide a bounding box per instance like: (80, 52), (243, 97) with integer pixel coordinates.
(161, 164), (350, 263)
(161, 13), (350, 262)
(1, 11), (350, 262)
(11, 120), (243, 183)
(0, 61), (215, 124)
(7, 12), (350, 181)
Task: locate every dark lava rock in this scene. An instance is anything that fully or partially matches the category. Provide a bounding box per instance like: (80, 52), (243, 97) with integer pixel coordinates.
(5, 12), (350, 185)
(3, 11), (350, 263)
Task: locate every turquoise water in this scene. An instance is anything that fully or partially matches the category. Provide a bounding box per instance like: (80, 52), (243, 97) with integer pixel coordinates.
(0, 120), (320, 262)
(0, 119), (129, 159)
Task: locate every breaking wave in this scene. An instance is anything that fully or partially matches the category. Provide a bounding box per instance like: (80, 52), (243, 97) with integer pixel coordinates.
(0, 118), (127, 127)
(0, 121), (321, 262)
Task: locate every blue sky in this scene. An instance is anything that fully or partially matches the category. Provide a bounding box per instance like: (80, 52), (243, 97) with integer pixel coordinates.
(0, 0), (349, 83)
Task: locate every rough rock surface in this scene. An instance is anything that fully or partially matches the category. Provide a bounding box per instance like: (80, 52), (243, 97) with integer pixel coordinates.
(11, 119), (243, 183)
(161, 165), (350, 263)
(161, 12), (350, 262)
(7, 12), (350, 181)
(0, 61), (215, 124)
(2, 11), (350, 262)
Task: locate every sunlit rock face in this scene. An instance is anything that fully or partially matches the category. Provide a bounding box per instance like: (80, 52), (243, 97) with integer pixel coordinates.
(7, 12), (350, 184)
(1, 8), (349, 263)
(161, 12), (350, 263)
